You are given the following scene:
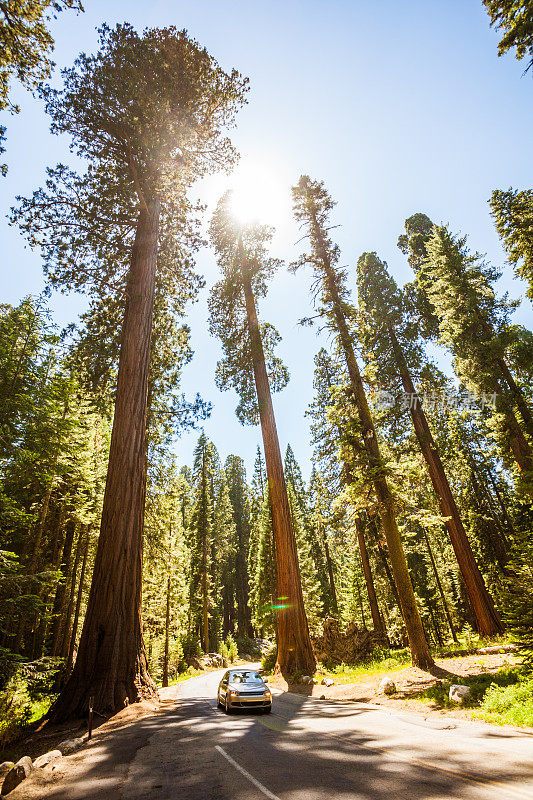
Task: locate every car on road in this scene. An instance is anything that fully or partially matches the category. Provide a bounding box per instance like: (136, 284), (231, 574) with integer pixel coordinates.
(217, 669), (272, 714)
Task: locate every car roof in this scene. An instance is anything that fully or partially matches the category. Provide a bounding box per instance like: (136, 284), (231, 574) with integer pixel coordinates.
(229, 669), (262, 677)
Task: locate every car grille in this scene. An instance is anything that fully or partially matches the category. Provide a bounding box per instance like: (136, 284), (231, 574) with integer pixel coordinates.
(231, 698), (270, 707)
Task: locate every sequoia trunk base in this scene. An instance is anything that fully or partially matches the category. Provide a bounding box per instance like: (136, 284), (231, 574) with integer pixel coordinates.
(49, 198), (160, 721)
(240, 244), (316, 678)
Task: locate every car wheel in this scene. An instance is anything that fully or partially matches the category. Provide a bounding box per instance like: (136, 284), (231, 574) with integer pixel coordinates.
(225, 696), (232, 714)
(217, 693), (223, 709)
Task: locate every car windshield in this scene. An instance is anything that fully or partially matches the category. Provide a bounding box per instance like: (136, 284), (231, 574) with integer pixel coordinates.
(230, 671), (263, 684)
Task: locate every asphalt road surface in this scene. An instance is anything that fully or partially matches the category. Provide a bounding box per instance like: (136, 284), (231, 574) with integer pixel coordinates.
(11, 667), (533, 800)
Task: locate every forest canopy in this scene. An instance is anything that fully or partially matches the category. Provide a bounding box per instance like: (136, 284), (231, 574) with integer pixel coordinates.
(0, 1), (532, 745)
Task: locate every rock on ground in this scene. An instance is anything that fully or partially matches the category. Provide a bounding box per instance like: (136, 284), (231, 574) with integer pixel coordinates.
(449, 684), (471, 704)
(1, 756), (33, 796)
(378, 677), (397, 695)
(185, 653), (228, 670)
(0, 764), (14, 781)
(56, 737), (84, 755)
(33, 751), (62, 770)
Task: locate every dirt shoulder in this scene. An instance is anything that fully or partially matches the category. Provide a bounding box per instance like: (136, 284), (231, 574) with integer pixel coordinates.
(271, 651), (525, 727)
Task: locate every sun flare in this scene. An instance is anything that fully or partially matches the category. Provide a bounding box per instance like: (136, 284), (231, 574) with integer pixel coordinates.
(227, 159), (291, 228)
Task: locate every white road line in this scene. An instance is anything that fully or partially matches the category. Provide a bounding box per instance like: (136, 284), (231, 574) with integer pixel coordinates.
(215, 745), (281, 800)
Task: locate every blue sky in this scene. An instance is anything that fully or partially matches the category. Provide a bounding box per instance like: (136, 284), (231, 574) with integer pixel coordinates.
(1, 0), (532, 480)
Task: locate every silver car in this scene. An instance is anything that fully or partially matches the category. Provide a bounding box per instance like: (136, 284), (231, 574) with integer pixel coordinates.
(217, 669), (272, 714)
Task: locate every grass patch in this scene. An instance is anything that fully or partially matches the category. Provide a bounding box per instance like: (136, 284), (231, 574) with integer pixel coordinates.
(165, 667), (203, 686)
(432, 632), (512, 657)
(414, 667), (533, 727)
(0, 690), (56, 761)
(476, 678), (533, 727)
(320, 649), (411, 684)
(263, 646), (412, 684)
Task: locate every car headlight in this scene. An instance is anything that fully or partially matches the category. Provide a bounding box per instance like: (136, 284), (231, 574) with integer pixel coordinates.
(265, 690), (271, 698)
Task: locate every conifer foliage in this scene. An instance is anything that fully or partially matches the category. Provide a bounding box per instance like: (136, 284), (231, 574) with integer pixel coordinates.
(2, 5), (533, 731)
(209, 192), (316, 676)
(292, 176), (434, 669)
(13, 24), (248, 719)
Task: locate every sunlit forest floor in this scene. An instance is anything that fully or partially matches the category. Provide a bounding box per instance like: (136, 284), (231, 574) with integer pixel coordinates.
(270, 650), (533, 728)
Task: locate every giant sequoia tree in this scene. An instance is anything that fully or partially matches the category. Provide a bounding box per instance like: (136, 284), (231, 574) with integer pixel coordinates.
(13, 24), (248, 719)
(292, 176), (434, 669)
(399, 215), (533, 497)
(357, 252), (503, 635)
(209, 192), (316, 676)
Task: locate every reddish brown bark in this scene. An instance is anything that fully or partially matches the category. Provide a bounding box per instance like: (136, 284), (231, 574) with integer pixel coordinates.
(320, 525), (338, 614)
(66, 528), (90, 675)
(50, 197), (160, 720)
(423, 530), (458, 643)
(497, 357), (533, 441)
(50, 518), (77, 655)
(240, 242), (316, 677)
(312, 254), (433, 667)
(162, 573), (171, 688)
(387, 324), (504, 635)
(354, 515), (386, 638)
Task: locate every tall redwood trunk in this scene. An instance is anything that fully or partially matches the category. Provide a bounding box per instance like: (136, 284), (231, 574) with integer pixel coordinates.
(50, 518), (77, 655)
(497, 357), (533, 441)
(162, 573), (171, 687)
(322, 287), (432, 666)
(240, 243), (316, 676)
(320, 525), (338, 614)
(50, 197), (160, 720)
(66, 528), (90, 675)
(354, 515), (386, 638)
(423, 530), (458, 643)
(387, 324), (503, 635)
(302, 203), (432, 667)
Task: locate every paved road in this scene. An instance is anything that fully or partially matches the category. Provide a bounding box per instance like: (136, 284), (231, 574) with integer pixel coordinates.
(11, 668), (533, 799)
(132, 668), (533, 800)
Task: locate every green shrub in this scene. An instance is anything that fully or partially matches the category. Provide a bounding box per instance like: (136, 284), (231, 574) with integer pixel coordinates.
(478, 678), (533, 727)
(0, 658), (61, 749)
(221, 634), (238, 663)
(181, 632), (201, 659)
(499, 532), (533, 672)
(419, 668), (521, 710)
(236, 636), (260, 657)
(0, 677), (33, 749)
(261, 645), (277, 674)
